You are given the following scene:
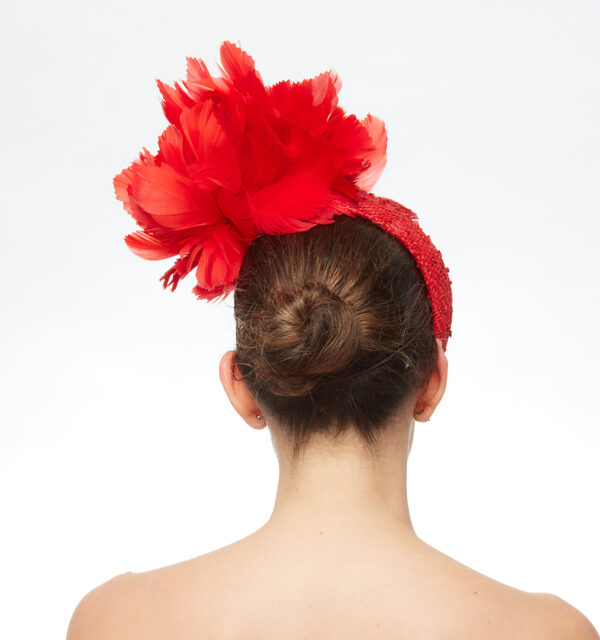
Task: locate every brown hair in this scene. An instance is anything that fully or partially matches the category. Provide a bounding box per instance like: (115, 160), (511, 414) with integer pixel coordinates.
(233, 214), (438, 459)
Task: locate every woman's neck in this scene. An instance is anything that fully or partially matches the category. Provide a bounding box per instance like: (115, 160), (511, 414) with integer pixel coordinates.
(262, 418), (415, 539)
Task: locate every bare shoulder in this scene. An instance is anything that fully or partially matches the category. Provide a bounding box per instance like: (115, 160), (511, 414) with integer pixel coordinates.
(65, 549), (238, 640)
(413, 540), (598, 639)
(526, 592), (600, 640)
(451, 571), (599, 640)
(66, 572), (138, 640)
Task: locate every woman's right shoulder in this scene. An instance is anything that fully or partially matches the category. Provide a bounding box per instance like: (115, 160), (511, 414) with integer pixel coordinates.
(524, 592), (599, 640)
(414, 539), (597, 639)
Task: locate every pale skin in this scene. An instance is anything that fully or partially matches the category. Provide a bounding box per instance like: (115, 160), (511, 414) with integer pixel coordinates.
(67, 339), (599, 639)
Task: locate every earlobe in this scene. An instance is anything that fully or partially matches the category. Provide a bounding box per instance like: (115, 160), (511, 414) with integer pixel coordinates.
(430, 338), (448, 412)
(414, 407), (431, 422)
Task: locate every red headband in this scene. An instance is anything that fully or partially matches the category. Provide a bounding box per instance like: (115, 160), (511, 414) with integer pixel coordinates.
(113, 40), (453, 350)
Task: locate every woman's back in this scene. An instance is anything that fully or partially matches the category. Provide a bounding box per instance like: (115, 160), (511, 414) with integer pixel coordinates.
(69, 524), (597, 639)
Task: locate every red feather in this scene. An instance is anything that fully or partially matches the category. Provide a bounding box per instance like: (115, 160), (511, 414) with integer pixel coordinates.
(113, 41), (388, 299)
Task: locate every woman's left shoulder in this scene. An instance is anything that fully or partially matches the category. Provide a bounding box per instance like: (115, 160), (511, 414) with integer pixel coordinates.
(66, 572), (138, 640)
(66, 556), (226, 640)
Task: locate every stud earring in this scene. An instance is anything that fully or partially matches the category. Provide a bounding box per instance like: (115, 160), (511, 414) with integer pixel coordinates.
(415, 408), (430, 421)
(256, 415), (262, 420)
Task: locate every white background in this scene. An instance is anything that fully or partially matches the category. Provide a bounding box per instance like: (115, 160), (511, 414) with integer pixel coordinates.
(1, 0), (598, 637)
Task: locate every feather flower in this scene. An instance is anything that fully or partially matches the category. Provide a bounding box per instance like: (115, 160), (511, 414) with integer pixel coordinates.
(113, 40), (388, 301)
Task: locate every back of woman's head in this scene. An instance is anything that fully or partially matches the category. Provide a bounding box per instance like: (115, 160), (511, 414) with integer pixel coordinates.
(233, 214), (438, 459)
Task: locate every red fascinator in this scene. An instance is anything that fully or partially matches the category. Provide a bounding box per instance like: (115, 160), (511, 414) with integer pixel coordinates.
(113, 40), (453, 350)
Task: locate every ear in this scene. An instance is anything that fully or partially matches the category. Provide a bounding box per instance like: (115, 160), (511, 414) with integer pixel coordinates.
(413, 338), (448, 422)
(218, 350), (267, 430)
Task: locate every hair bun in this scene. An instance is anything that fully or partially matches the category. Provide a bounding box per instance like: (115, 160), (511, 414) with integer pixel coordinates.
(256, 282), (360, 397)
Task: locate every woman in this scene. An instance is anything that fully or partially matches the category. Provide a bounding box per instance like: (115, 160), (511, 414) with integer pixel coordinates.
(67, 41), (598, 639)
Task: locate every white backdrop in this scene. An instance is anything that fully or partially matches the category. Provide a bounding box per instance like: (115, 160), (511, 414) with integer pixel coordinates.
(1, 0), (598, 637)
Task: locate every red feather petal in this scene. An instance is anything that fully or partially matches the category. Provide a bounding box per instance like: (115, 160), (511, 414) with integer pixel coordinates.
(250, 171), (334, 234)
(155, 79), (195, 127)
(194, 223), (247, 291)
(218, 41), (264, 92)
(268, 70), (341, 133)
(184, 56), (230, 100)
(124, 231), (179, 260)
(355, 114), (387, 190)
(127, 161), (221, 229)
(113, 148), (157, 229)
